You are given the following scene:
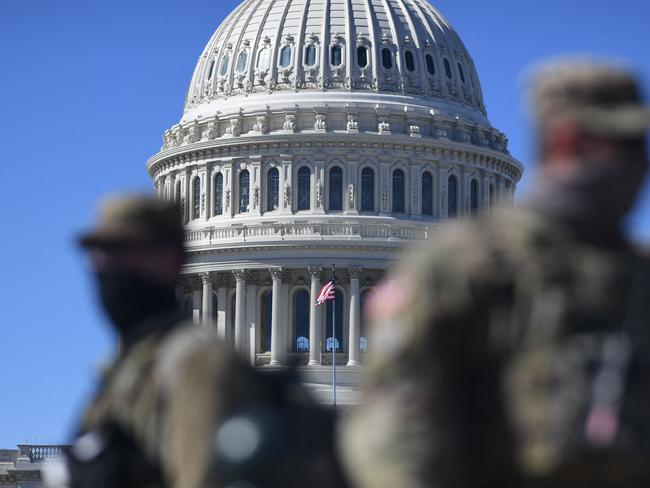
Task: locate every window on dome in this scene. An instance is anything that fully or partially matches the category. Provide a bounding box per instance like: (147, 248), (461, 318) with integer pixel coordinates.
(256, 49), (270, 70)
(458, 62), (466, 83)
(329, 166), (343, 211)
(357, 46), (368, 68)
(305, 44), (317, 66)
(207, 60), (215, 81)
(236, 50), (248, 72)
(280, 46), (292, 67)
(214, 173), (223, 216)
(260, 290), (272, 353)
(448, 175), (458, 217)
(193, 177), (201, 220)
(239, 170), (250, 213)
(405, 51), (415, 72)
(425, 54), (435, 75)
(382, 48), (393, 69)
(325, 289), (343, 352)
(293, 290), (310, 352)
(267, 168), (280, 212)
(392, 169), (405, 213)
(444, 58), (452, 79)
(361, 167), (375, 212)
(422, 171), (433, 216)
(297, 167), (311, 211)
(330, 45), (342, 66)
(220, 54), (230, 76)
(470, 179), (479, 216)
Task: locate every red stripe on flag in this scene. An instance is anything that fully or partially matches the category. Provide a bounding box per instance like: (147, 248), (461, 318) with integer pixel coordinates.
(316, 280), (336, 306)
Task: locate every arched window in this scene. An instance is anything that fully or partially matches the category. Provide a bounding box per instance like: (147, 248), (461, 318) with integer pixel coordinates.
(392, 169), (405, 213)
(236, 50), (248, 72)
(305, 44), (317, 66)
(328, 166), (343, 211)
(360, 289), (372, 353)
(267, 168), (279, 212)
(207, 60), (215, 81)
(256, 49), (270, 69)
(193, 177), (201, 220)
(404, 51), (415, 72)
(425, 54), (435, 75)
(239, 170), (250, 213)
(325, 289), (343, 352)
(448, 175), (458, 217)
(184, 296), (193, 320)
(458, 63), (466, 84)
(214, 173), (223, 216)
(444, 58), (452, 79)
(470, 179), (479, 216)
(357, 46), (368, 67)
(297, 167), (311, 211)
(220, 54), (230, 76)
(279, 46), (292, 67)
(382, 48), (393, 69)
(260, 290), (272, 353)
(211, 293), (218, 323)
(293, 290), (310, 352)
(422, 171), (433, 216)
(330, 45), (342, 66)
(361, 167), (375, 212)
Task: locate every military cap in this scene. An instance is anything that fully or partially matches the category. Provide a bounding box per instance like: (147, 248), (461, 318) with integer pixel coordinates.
(530, 58), (650, 138)
(79, 194), (184, 248)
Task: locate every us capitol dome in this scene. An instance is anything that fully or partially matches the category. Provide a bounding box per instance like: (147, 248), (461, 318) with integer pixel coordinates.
(146, 0), (523, 368)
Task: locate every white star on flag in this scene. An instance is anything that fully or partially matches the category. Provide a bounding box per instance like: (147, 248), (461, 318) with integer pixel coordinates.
(316, 280), (336, 306)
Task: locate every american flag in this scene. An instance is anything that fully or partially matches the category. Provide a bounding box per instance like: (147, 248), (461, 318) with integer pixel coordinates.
(316, 280), (336, 306)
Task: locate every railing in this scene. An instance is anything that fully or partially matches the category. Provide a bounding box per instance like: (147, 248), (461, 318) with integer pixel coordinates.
(17, 445), (67, 462)
(185, 221), (433, 246)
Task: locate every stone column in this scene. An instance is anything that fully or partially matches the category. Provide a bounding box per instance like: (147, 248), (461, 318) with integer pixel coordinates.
(233, 270), (247, 355)
(347, 266), (362, 366)
(269, 267), (283, 366)
(308, 266), (322, 365)
(200, 273), (213, 328)
(216, 284), (227, 341)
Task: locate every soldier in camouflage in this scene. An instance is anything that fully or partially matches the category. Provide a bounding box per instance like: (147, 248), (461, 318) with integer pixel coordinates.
(341, 59), (650, 487)
(44, 196), (346, 488)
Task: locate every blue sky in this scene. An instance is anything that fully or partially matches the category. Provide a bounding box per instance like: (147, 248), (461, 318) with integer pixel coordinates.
(0, 0), (648, 447)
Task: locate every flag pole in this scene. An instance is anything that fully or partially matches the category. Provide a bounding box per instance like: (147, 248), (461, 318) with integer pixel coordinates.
(332, 263), (337, 407)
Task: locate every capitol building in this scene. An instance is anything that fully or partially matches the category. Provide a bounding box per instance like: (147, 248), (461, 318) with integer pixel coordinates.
(146, 0), (522, 369)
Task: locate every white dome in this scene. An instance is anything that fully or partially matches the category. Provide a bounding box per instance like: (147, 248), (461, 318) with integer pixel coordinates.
(147, 1), (523, 367)
(183, 0), (487, 123)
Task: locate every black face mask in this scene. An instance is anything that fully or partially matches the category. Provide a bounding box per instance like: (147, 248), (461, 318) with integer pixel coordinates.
(95, 269), (177, 339)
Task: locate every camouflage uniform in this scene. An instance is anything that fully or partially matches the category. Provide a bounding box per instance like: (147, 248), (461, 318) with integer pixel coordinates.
(342, 207), (650, 487)
(341, 61), (650, 488)
(51, 196), (347, 488)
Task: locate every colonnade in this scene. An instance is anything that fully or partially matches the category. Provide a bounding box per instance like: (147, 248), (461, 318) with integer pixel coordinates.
(180, 266), (372, 366)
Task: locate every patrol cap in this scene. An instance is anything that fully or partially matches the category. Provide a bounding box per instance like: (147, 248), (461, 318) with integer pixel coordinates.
(530, 58), (650, 138)
(79, 194), (184, 249)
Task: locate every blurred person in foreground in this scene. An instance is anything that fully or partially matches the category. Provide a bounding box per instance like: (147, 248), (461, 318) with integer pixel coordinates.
(44, 195), (346, 488)
(341, 59), (650, 487)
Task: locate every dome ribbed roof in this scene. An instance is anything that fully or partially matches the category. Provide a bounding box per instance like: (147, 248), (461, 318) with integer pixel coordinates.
(184, 0), (486, 119)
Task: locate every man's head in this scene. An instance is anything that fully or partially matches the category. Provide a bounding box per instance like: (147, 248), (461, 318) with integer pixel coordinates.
(528, 59), (650, 230)
(79, 195), (185, 335)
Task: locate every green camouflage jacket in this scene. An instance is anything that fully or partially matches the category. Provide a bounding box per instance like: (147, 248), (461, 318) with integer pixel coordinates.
(342, 207), (650, 488)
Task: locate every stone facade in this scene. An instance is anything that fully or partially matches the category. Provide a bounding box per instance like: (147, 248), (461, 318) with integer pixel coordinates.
(147, 0), (522, 367)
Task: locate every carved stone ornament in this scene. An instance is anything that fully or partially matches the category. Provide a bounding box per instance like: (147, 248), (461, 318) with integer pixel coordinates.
(199, 272), (212, 285)
(254, 115), (268, 134)
(346, 114), (359, 131)
(185, 123), (201, 144)
(253, 186), (260, 208)
(200, 193), (206, 213)
(315, 179), (323, 207)
(314, 113), (327, 131)
(378, 118), (390, 133)
(409, 125), (421, 137)
(348, 183), (355, 206)
(283, 114), (297, 132)
(225, 189), (231, 210)
(226, 118), (241, 137)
